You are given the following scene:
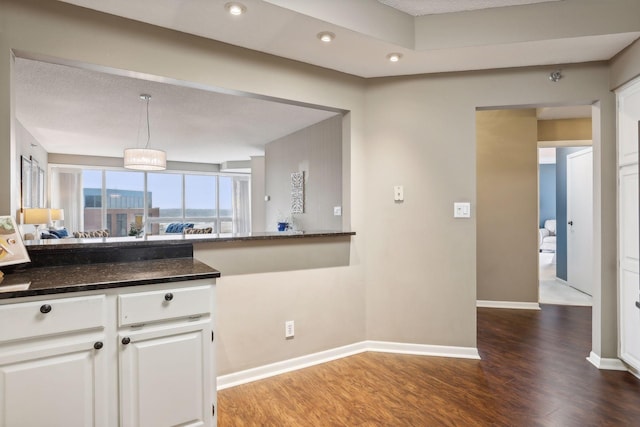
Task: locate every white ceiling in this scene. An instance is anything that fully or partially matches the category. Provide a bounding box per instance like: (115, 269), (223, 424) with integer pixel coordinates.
(378, 0), (560, 16)
(15, 1), (635, 165)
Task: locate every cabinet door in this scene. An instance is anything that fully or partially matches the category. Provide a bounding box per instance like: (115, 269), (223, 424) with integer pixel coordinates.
(0, 336), (108, 427)
(119, 319), (212, 427)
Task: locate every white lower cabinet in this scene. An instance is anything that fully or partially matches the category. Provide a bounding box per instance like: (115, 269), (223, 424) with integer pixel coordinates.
(0, 279), (216, 427)
(119, 320), (212, 427)
(0, 334), (108, 427)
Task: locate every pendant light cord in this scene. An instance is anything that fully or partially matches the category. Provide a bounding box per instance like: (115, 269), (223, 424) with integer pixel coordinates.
(144, 95), (151, 149)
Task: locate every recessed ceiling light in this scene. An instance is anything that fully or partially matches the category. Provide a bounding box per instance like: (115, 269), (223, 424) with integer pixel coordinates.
(317, 32), (335, 43)
(387, 53), (403, 63)
(225, 2), (246, 15)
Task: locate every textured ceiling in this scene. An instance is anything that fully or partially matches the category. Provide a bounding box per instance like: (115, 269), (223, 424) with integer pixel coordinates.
(377, 0), (561, 16)
(14, 58), (338, 165)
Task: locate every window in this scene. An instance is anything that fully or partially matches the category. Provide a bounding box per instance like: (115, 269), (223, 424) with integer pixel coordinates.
(105, 171), (144, 237)
(185, 174), (217, 231)
(51, 167), (250, 236)
(82, 170), (103, 232)
(148, 173), (182, 218)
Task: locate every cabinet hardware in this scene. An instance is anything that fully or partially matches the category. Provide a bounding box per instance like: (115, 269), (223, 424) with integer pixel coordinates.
(212, 404), (215, 416)
(211, 331), (214, 342)
(164, 293), (174, 301)
(39, 304), (52, 314)
(94, 341), (104, 350)
(635, 301), (640, 309)
(122, 337), (131, 345)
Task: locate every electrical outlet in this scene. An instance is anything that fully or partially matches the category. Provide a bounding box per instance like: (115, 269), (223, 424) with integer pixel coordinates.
(285, 320), (295, 338)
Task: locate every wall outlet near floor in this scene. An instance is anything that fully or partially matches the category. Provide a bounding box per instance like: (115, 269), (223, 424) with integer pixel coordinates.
(285, 320), (295, 338)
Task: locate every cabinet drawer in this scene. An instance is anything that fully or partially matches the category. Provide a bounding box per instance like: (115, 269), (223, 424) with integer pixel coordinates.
(0, 295), (106, 343)
(118, 285), (211, 327)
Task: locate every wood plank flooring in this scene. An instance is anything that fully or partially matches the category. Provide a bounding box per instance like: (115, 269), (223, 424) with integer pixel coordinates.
(218, 305), (640, 426)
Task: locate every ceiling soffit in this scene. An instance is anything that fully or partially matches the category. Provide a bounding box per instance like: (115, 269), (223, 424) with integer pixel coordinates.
(51, 0), (640, 78)
(377, 0), (561, 16)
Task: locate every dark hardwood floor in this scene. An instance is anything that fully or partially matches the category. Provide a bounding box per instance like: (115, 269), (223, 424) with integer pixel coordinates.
(218, 305), (640, 426)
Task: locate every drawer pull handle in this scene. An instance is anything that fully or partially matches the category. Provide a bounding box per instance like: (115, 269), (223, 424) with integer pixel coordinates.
(164, 293), (174, 302)
(93, 341), (103, 350)
(40, 304), (52, 314)
(122, 337), (131, 345)
(635, 301), (640, 309)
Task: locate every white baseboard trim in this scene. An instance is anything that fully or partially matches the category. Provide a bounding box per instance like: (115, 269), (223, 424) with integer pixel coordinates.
(477, 300), (541, 310)
(586, 351), (628, 371)
(629, 368), (640, 380)
(216, 342), (367, 390)
(217, 340), (480, 390)
(366, 340), (480, 359)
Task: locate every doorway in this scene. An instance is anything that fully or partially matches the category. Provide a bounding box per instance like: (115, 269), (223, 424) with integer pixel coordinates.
(476, 106), (595, 306)
(538, 145), (593, 306)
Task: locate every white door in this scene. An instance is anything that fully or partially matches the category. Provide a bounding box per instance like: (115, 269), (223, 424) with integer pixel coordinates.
(617, 79), (640, 372)
(0, 338), (108, 427)
(567, 147), (594, 295)
(119, 320), (212, 427)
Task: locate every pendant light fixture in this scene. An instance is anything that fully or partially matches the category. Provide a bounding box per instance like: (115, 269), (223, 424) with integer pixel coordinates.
(124, 94), (167, 171)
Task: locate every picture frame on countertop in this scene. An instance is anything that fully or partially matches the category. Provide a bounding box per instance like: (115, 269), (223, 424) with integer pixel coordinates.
(0, 216), (31, 269)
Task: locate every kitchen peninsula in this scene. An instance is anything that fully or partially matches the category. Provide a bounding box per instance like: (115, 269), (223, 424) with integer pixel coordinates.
(0, 238), (220, 427)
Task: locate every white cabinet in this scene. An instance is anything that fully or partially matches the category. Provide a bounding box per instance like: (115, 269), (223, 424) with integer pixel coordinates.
(118, 285), (214, 427)
(119, 321), (212, 427)
(0, 336), (108, 427)
(0, 295), (108, 427)
(0, 280), (216, 427)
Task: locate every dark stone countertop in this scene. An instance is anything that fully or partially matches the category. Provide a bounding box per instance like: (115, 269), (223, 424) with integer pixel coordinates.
(24, 230), (356, 251)
(0, 258), (219, 300)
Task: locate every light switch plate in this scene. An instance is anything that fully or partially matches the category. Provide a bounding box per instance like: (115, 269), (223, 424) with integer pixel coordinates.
(394, 185), (404, 202)
(454, 202), (471, 218)
(334, 206), (342, 216)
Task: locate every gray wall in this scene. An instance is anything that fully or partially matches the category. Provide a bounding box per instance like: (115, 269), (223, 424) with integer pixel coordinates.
(476, 109), (539, 303)
(0, 0), (637, 374)
(265, 115), (342, 232)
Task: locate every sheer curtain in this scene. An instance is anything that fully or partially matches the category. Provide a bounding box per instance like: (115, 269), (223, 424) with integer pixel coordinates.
(50, 167), (83, 233)
(232, 176), (251, 233)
